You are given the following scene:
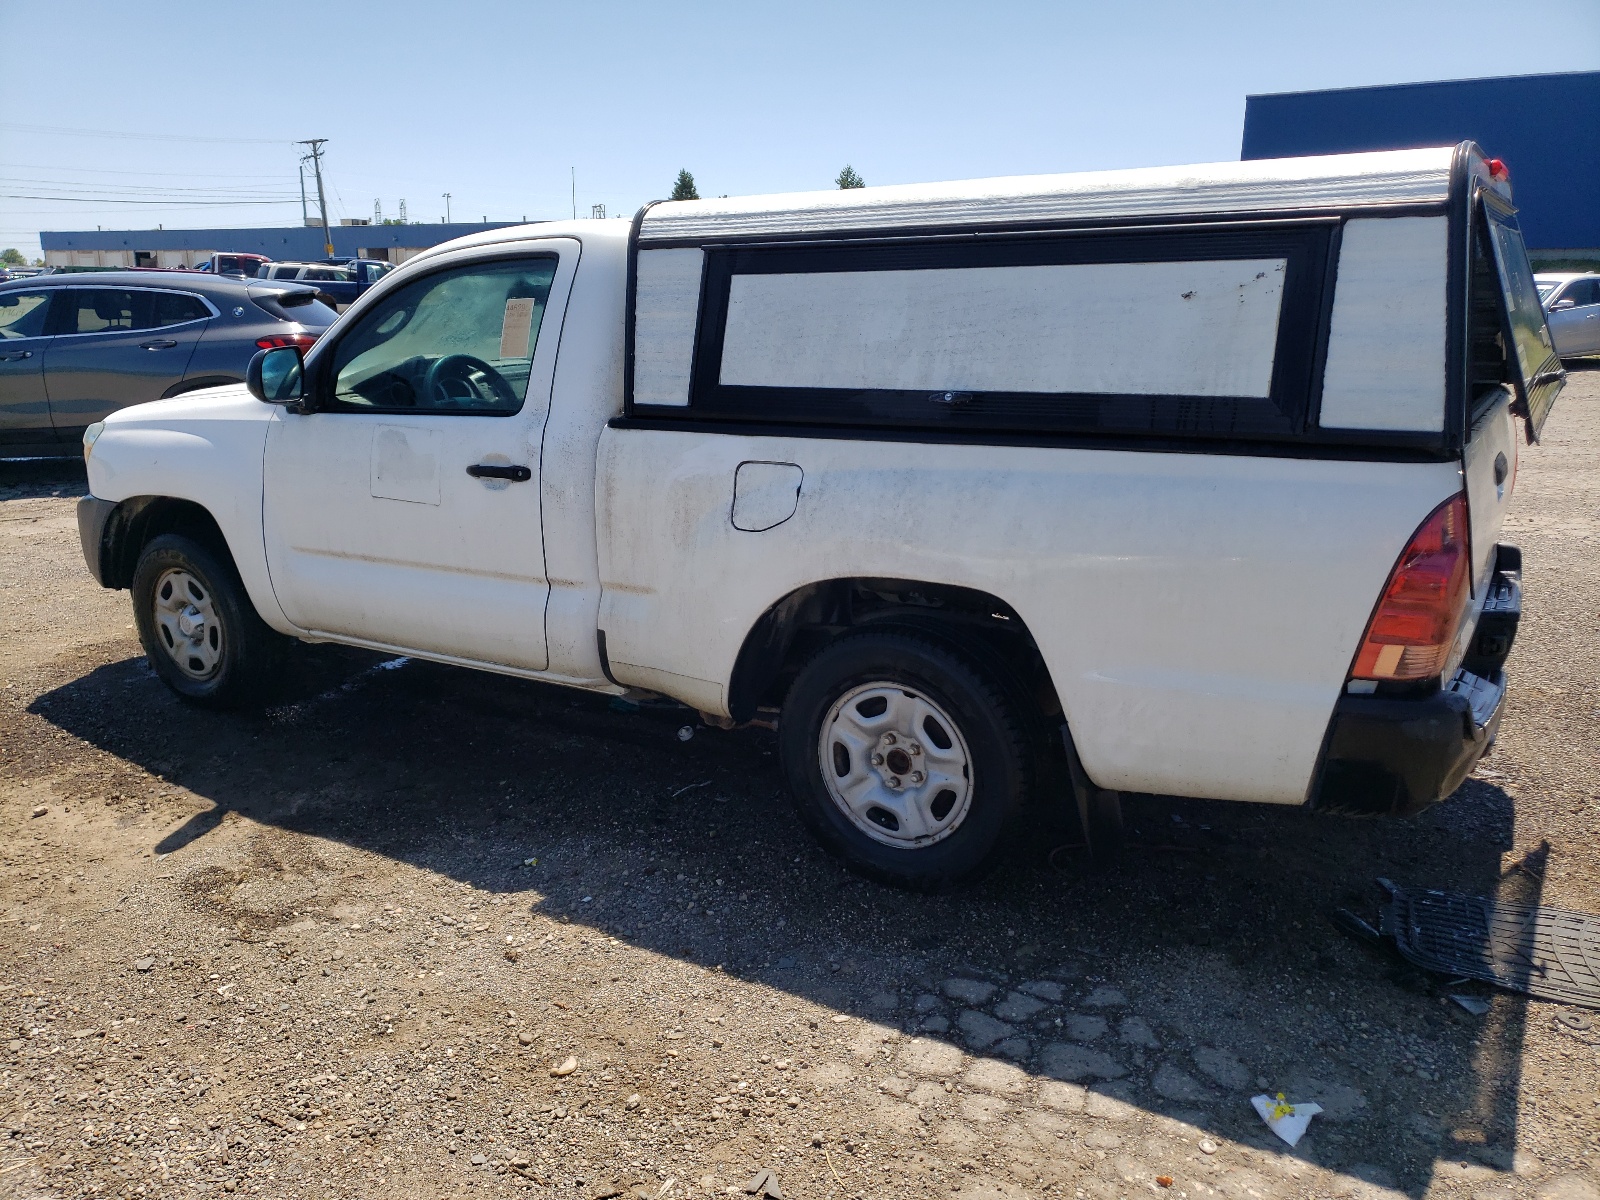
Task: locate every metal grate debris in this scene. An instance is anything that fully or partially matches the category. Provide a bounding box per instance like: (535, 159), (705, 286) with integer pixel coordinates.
(1379, 879), (1600, 1009)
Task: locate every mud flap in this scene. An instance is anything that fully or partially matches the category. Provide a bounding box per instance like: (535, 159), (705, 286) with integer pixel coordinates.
(1061, 724), (1124, 863)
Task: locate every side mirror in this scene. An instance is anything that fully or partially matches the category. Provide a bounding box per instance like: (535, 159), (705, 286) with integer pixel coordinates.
(246, 346), (305, 405)
(1550, 298), (1576, 310)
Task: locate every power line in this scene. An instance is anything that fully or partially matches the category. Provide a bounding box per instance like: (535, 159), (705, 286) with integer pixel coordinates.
(0, 122), (292, 145)
(0, 195), (299, 206)
(3, 162), (293, 180)
(1, 177), (299, 195)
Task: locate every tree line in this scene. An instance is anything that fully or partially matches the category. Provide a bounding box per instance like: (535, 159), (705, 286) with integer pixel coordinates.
(668, 164), (864, 202)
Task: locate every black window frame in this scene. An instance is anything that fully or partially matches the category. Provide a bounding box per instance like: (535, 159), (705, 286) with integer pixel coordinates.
(635, 220), (1339, 444)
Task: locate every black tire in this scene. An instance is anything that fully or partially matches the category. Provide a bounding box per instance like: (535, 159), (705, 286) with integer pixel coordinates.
(779, 630), (1031, 891)
(131, 533), (287, 709)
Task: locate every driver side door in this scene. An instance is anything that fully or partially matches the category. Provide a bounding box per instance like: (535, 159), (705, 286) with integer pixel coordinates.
(262, 240), (578, 671)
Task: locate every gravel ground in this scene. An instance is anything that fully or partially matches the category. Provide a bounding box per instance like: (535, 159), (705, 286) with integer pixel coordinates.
(2, 369), (1597, 1200)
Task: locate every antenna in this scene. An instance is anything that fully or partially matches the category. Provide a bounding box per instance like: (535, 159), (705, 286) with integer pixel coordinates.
(591, 203), (606, 220)
(374, 199), (382, 224)
(398, 199), (407, 223)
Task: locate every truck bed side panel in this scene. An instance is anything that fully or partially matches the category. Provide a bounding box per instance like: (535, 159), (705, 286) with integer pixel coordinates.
(597, 427), (1462, 805)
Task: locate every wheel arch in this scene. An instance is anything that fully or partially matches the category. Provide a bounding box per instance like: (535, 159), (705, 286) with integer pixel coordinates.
(727, 576), (1063, 728)
(99, 496), (233, 591)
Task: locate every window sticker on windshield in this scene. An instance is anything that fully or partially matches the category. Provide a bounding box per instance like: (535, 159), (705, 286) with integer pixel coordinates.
(500, 297), (536, 360)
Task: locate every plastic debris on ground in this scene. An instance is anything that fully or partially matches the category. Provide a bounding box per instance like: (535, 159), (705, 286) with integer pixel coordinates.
(741, 1167), (782, 1197)
(1450, 994), (1492, 1015)
(1332, 878), (1600, 1010)
(1381, 877), (1600, 1009)
(1250, 1093), (1323, 1147)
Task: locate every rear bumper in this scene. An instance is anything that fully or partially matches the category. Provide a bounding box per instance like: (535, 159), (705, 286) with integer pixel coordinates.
(76, 495), (118, 588)
(1312, 542), (1518, 816)
(1313, 668), (1504, 814)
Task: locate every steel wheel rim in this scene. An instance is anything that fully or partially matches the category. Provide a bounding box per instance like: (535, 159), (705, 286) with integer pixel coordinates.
(816, 681), (974, 848)
(151, 568), (224, 681)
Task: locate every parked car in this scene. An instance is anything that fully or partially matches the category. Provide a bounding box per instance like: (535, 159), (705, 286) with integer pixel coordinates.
(76, 143), (1561, 890)
(0, 272), (334, 458)
(1535, 272), (1600, 358)
(254, 260), (392, 310)
(194, 254), (271, 278)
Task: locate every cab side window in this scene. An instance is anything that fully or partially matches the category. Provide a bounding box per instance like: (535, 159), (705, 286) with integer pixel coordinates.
(326, 257), (557, 415)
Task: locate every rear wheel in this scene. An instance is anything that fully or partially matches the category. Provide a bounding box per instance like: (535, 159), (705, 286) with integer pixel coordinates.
(131, 533), (286, 709)
(780, 630), (1030, 890)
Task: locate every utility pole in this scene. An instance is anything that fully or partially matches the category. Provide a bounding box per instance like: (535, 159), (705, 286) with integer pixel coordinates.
(399, 199), (407, 223)
(570, 167), (576, 220)
(298, 159), (309, 225)
(442, 193), (451, 223)
(297, 139), (334, 259)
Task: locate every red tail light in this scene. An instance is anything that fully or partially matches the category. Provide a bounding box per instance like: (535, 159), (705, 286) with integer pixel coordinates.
(256, 332), (319, 350)
(1351, 494), (1471, 682)
(1486, 158), (1509, 182)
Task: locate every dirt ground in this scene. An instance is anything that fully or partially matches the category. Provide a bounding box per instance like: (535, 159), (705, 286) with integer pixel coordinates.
(2, 370), (1598, 1200)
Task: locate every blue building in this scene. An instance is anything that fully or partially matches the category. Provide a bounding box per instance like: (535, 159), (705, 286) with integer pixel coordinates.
(1242, 71), (1600, 259)
(40, 220), (526, 270)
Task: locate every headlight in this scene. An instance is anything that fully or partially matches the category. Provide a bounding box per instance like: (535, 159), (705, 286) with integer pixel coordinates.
(82, 421), (105, 463)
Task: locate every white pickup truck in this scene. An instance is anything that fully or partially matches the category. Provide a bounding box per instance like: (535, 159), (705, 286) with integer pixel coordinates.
(77, 142), (1563, 889)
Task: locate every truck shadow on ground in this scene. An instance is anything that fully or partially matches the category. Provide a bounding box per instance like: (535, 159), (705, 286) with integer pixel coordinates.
(32, 646), (1536, 1198)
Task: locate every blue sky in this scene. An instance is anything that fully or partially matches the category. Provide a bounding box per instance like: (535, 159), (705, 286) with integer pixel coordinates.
(2, 0), (1596, 259)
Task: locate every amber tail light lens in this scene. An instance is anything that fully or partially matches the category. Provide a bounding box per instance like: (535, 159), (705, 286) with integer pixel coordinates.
(1351, 493), (1471, 682)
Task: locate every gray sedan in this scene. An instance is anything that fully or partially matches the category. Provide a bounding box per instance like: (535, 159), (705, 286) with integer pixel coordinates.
(0, 272), (335, 458)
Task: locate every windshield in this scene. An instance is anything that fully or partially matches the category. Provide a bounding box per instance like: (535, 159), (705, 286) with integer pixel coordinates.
(1483, 203), (1563, 441)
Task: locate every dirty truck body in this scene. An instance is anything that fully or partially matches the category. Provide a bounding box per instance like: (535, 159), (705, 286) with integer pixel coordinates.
(76, 143), (1563, 889)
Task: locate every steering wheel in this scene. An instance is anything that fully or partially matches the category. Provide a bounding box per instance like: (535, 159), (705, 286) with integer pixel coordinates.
(422, 354), (517, 409)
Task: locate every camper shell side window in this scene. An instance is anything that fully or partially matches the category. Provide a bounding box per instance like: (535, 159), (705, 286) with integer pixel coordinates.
(673, 224), (1335, 443)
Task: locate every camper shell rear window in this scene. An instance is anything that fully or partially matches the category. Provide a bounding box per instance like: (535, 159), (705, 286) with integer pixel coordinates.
(1479, 199), (1563, 441)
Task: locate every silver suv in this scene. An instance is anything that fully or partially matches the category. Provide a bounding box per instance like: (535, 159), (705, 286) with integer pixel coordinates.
(0, 271), (335, 458)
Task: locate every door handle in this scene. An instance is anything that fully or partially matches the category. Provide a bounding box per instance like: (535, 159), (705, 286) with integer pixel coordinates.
(466, 463), (532, 482)
(1, 350), (32, 361)
(140, 339), (178, 350)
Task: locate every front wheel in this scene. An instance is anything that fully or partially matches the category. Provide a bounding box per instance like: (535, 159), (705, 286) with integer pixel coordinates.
(131, 533), (286, 709)
(779, 630), (1031, 891)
